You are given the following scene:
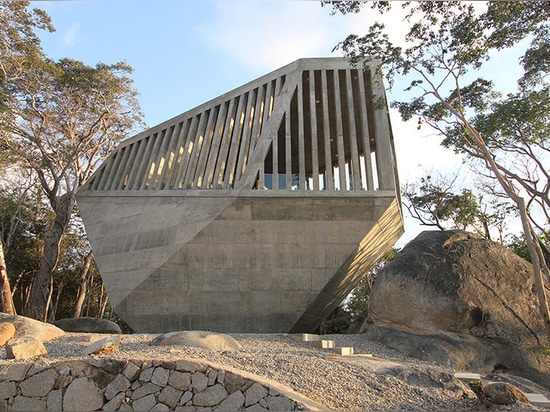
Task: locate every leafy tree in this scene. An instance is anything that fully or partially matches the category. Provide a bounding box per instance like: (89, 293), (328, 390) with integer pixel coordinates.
(0, 2), (144, 321)
(0, 1), (52, 315)
(328, 1), (550, 338)
(403, 171), (516, 241)
(0, 1), (53, 113)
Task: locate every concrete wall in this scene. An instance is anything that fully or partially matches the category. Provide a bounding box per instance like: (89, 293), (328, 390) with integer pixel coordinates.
(77, 58), (404, 333)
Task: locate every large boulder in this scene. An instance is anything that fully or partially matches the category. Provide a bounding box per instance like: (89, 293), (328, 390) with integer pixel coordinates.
(54, 317), (122, 334)
(150, 331), (242, 351)
(0, 313), (65, 341)
(364, 230), (550, 388)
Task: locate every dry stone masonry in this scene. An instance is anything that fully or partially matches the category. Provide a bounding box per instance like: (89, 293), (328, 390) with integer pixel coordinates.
(0, 357), (305, 411)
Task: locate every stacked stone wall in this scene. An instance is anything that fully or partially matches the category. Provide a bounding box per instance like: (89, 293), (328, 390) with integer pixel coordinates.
(0, 358), (305, 411)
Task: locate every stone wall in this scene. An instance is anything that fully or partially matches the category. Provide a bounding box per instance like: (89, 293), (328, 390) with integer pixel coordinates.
(0, 358), (307, 411)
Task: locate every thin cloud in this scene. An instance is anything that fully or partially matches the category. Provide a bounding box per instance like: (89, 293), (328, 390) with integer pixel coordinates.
(199, 1), (370, 72)
(62, 22), (81, 48)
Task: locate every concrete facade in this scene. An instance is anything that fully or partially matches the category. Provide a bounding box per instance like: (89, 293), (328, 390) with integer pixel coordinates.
(76, 58), (404, 333)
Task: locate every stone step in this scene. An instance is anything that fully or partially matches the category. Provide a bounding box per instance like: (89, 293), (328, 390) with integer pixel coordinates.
(288, 333), (320, 342)
(526, 393), (550, 408)
(330, 347), (354, 356)
(288, 334), (354, 356)
(453, 372), (481, 381)
(311, 340), (335, 349)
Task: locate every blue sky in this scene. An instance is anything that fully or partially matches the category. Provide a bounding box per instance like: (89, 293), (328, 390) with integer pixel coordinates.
(34, 0), (523, 244)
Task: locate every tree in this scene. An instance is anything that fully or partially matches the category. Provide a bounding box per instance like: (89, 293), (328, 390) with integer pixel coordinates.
(0, 1), (53, 113)
(328, 1), (550, 339)
(0, 2), (144, 321)
(0, 1), (52, 315)
(402, 170), (516, 242)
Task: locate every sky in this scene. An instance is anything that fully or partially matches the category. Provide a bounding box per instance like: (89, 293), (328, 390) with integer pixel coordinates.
(33, 0), (521, 246)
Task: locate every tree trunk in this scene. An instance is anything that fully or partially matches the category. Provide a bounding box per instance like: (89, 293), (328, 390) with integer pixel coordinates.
(98, 284), (108, 319)
(0, 240), (16, 315)
(469, 127), (550, 339)
(73, 251), (93, 318)
(49, 281), (63, 322)
(24, 192), (74, 321)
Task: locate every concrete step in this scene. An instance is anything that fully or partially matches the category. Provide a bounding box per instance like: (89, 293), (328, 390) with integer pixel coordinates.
(311, 340), (335, 349)
(288, 334), (354, 356)
(453, 372), (481, 381)
(526, 393), (550, 408)
(288, 333), (320, 342)
(330, 347), (354, 356)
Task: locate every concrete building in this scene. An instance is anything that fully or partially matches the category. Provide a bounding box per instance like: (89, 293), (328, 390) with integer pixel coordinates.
(76, 57), (404, 333)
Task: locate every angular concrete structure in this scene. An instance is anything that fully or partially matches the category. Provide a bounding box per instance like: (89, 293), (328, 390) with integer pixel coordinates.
(76, 58), (404, 333)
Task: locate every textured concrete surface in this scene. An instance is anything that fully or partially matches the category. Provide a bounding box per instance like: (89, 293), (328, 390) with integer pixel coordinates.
(77, 58), (404, 333)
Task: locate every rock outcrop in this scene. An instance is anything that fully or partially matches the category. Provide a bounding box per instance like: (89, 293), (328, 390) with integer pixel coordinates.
(54, 317), (122, 334)
(150, 331), (242, 351)
(364, 230), (550, 388)
(0, 313), (65, 342)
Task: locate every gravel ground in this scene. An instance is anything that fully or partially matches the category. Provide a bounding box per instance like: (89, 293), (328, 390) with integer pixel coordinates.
(2, 333), (545, 411)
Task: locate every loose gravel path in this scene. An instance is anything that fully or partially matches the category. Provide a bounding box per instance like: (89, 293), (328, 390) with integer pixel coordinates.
(2, 333), (543, 411)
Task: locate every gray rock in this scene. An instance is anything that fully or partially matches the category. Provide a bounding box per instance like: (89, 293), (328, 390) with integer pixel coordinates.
(46, 389), (63, 411)
(366, 230), (550, 388)
(267, 396), (295, 411)
(123, 361), (142, 381)
(103, 391), (127, 411)
(105, 373), (131, 400)
(133, 393), (157, 411)
(131, 382), (161, 400)
(11, 395), (46, 411)
(151, 403), (170, 411)
(208, 369), (218, 386)
(0, 363), (31, 381)
(159, 385), (183, 409)
(169, 371), (191, 391)
(151, 330), (241, 351)
(191, 372), (209, 392)
(194, 383), (228, 407)
(5, 337), (47, 359)
(151, 367), (170, 387)
(63, 377), (104, 411)
(244, 403), (268, 411)
(485, 382), (530, 405)
(140, 366), (154, 382)
(224, 372), (248, 394)
(245, 383), (268, 407)
(0, 313), (65, 341)
(19, 368), (57, 397)
(82, 335), (120, 355)
(215, 390), (245, 411)
(54, 317), (122, 333)
(176, 359), (206, 373)
(0, 381), (17, 399)
(179, 390), (193, 405)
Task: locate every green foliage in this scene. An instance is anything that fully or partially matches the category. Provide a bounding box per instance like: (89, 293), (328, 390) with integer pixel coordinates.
(402, 171), (516, 240)
(320, 248), (398, 334)
(507, 232), (550, 263)
(1, 2), (144, 321)
(0, 1), (54, 113)
(320, 306), (352, 335)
